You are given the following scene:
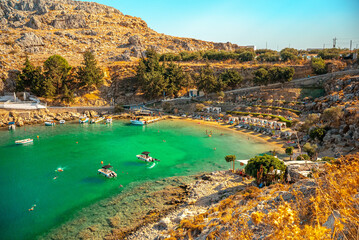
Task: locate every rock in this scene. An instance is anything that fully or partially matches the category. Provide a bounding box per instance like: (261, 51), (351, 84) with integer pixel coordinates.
(154, 218), (170, 230)
(130, 47), (145, 58)
(52, 14), (87, 29)
(36, 5), (48, 15)
(78, 29), (97, 36)
(50, 3), (65, 11)
(26, 16), (41, 29)
(128, 35), (141, 46)
(16, 32), (44, 48)
(65, 32), (77, 40)
(323, 210), (341, 232)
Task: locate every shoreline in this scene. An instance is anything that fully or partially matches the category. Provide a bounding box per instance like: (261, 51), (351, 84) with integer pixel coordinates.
(173, 117), (286, 155)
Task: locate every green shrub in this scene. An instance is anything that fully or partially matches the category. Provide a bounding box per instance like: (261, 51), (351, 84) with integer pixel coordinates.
(321, 156), (335, 163)
(311, 58), (327, 74)
(309, 127), (326, 141)
(245, 154), (286, 185)
(296, 154), (310, 160)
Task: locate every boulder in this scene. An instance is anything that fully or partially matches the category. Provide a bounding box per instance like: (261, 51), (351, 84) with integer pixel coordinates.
(52, 14), (87, 29)
(27, 16), (41, 29)
(16, 32), (44, 48)
(128, 35), (141, 46)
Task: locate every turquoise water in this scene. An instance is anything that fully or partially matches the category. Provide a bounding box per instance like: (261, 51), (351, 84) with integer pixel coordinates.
(0, 120), (271, 240)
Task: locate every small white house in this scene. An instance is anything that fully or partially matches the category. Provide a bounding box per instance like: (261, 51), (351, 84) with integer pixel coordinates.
(203, 107), (212, 113)
(212, 107), (221, 114)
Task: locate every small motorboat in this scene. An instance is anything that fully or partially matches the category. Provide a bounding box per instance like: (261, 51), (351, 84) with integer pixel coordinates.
(79, 114), (89, 124)
(59, 120), (65, 124)
(45, 121), (56, 126)
(130, 118), (146, 125)
(90, 116), (104, 124)
(136, 151), (160, 163)
(98, 165), (117, 178)
(15, 138), (33, 145)
(8, 122), (15, 130)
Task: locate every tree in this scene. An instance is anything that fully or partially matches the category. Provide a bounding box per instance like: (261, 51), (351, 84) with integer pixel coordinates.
(309, 127), (327, 141)
(303, 142), (318, 160)
(245, 154), (286, 185)
(141, 71), (167, 99)
(311, 57), (327, 74)
(163, 62), (185, 97)
(16, 57), (45, 96)
(254, 68), (269, 85)
(43, 55), (72, 95)
(219, 69), (242, 89)
(137, 48), (166, 99)
(280, 48), (298, 62)
(225, 155), (236, 172)
(285, 147), (294, 161)
(196, 63), (218, 95)
(77, 50), (104, 90)
(61, 84), (74, 104)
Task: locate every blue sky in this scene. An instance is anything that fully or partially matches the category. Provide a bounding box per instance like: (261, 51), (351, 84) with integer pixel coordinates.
(89, 0), (359, 50)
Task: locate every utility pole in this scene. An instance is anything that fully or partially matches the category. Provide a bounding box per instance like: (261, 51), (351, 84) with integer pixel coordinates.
(266, 42), (267, 49)
(333, 37), (337, 48)
(350, 40), (352, 51)
(323, 44), (325, 49)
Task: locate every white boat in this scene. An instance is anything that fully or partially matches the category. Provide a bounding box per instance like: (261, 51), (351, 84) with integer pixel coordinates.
(91, 117), (104, 124)
(45, 121), (56, 126)
(130, 118), (146, 125)
(8, 122), (15, 130)
(59, 120), (65, 124)
(106, 117), (112, 124)
(79, 115), (89, 123)
(98, 165), (117, 178)
(136, 151), (160, 163)
(15, 138), (33, 145)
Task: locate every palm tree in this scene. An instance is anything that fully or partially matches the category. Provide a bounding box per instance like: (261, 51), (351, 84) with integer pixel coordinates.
(225, 155), (236, 172)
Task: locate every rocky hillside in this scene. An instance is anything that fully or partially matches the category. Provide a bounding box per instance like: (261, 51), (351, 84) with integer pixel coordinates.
(0, 0), (248, 89)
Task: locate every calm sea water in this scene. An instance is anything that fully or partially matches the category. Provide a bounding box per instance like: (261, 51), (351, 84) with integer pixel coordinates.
(0, 119), (272, 240)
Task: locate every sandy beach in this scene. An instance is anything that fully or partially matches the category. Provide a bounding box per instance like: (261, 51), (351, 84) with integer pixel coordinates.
(173, 117), (286, 155)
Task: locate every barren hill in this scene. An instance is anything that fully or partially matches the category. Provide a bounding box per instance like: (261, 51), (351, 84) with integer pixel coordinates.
(0, 0), (244, 71)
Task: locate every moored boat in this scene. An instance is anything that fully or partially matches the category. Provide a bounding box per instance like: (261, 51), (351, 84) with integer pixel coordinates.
(136, 151), (160, 162)
(45, 121), (56, 126)
(59, 120), (65, 124)
(79, 114), (89, 124)
(98, 165), (117, 178)
(91, 116), (104, 124)
(15, 138), (33, 145)
(8, 122), (15, 130)
(106, 116), (112, 124)
(130, 118), (146, 125)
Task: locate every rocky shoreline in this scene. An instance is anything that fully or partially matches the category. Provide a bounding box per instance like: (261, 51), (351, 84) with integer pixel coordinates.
(0, 108), (131, 128)
(36, 170), (249, 240)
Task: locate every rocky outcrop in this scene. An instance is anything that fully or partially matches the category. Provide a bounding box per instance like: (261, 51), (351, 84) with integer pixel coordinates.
(26, 16), (42, 29)
(16, 32), (45, 53)
(51, 14), (87, 29)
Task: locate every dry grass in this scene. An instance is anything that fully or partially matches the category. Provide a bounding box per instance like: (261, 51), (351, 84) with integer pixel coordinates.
(166, 153), (359, 239)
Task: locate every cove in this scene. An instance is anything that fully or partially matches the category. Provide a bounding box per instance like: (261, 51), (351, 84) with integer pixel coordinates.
(0, 119), (272, 240)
